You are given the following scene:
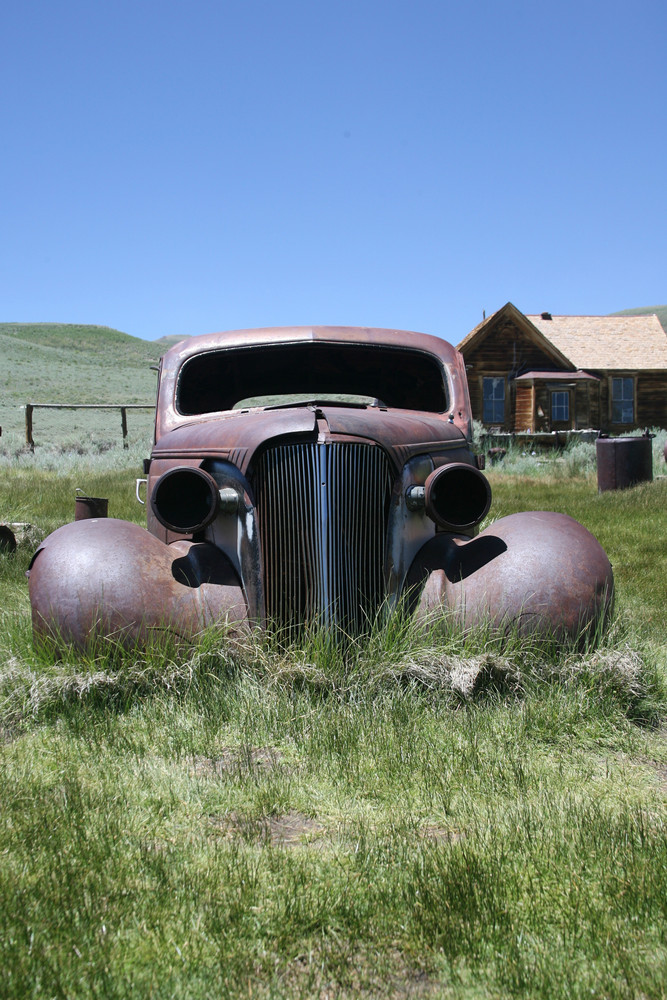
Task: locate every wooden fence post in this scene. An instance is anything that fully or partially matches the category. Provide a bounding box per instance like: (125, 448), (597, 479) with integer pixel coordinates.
(25, 404), (34, 450)
(120, 407), (128, 448)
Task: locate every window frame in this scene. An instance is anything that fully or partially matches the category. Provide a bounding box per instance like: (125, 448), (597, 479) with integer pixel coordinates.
(550, 389), (570, 424)
(482, 375), (506, 425)
(176, 342), (450, 415)
(610, 375), (635, 425)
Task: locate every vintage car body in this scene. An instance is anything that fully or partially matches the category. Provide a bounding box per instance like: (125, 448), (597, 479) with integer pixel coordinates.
(29, 326), (614, 647)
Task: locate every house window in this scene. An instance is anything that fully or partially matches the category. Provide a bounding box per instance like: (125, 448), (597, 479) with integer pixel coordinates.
(551, 390), (569, 423)
(611, 377), (634, 424)
(482, 377), (505, 423)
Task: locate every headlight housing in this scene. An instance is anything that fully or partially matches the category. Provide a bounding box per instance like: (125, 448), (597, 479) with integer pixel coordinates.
(423, 463), (492, 531)
(150, 467), (221, 533)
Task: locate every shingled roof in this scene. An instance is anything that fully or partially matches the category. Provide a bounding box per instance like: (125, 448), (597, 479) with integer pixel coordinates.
(526, 313), (667, 371)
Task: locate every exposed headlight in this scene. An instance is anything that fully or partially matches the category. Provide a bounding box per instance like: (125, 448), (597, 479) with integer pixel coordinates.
(423, 463), (492, 531)
(151, 467), (221, 533)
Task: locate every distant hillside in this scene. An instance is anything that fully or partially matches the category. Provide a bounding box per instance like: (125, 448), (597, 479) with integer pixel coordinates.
(151, 334), (190, 350)
(610, 305), (667, 332)
(0, 324), (161, 430)
(0, 322), (162, 364)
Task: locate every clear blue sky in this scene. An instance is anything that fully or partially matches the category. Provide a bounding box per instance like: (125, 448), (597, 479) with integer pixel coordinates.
(2, 0), (665, 343)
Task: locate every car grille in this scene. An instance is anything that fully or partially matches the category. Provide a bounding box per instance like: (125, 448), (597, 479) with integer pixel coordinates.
(253, 442), (393, 632)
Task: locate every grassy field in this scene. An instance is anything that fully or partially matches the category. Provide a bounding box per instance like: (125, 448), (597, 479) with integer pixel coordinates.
(0, 323), (161, 454)
(1, 438), (666, 999)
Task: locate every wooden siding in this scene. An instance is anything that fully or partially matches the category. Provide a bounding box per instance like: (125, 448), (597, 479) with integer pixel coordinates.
(588, 382), (601, 430)
(515, 380), (601, 432)
(460, 307), (667, 432)
(499, 374), (666, 433)
(574, 382), (593, 430)
(465, 321), (562, 373)
(596, 372), (667, 431)
(467, 373), (482, 422)
(534, 385), (549, 431)
(637, 373), (667, 428)
(465, 321), (565, 430)
(514, 383), (534, 432)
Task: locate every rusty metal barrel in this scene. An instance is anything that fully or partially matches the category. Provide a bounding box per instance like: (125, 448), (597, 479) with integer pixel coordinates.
(596, 434), (653, 492)
(75, 495), (109, 520)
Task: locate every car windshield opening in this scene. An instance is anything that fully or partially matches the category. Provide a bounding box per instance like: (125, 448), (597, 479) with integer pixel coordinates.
(177, 342), (448, 415)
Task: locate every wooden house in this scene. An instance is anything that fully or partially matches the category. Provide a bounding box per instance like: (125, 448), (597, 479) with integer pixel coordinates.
(457, 302), (667, 433)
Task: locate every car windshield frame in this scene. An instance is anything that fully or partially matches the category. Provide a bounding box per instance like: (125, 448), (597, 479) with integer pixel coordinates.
(176, 341), (449, 415)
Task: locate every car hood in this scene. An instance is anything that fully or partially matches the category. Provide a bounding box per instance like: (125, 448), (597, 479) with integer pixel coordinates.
(151, 404), (471, 474)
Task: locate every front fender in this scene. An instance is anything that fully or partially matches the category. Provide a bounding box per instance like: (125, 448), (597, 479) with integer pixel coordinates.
(28, 518), (248, 649)
(405, 511), (613, 640)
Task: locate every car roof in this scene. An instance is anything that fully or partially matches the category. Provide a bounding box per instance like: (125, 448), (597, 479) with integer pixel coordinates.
(161, 325), (461, 368)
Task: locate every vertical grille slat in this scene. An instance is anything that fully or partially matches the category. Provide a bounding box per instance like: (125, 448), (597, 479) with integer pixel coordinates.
(254, 442), (392, 632)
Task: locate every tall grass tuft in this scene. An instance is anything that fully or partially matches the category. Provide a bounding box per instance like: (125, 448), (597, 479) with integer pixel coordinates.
(1, 453), (666, 998)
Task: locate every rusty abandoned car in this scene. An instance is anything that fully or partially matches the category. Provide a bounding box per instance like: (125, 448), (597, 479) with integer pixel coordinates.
(28, 326), (614, 648)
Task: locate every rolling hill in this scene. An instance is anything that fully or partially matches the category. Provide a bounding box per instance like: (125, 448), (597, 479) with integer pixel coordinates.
(0, 323), (162, 410)
(0, 323), (167, 445)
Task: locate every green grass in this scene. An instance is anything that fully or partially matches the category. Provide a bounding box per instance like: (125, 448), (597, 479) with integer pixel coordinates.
(1, 453), (666, 998)
(0, 323), (161, 451)
(1, 629), (666, 998)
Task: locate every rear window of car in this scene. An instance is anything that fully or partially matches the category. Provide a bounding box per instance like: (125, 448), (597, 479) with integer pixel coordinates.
(177, 342), (448, 414)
